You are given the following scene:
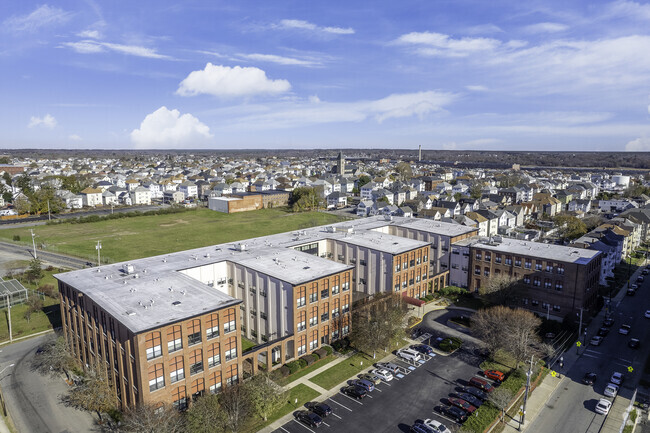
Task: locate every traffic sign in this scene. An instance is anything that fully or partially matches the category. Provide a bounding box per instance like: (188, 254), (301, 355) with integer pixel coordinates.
(550, 371), (557, 377)
(576, 341), (582, 347)
(628, 366), (634, 373)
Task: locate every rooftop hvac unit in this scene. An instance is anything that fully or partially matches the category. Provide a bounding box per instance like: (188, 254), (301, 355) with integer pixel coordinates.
(384, 215), (393, 221)
(236, 243), (247, 252)
(125, 264), (135, 274)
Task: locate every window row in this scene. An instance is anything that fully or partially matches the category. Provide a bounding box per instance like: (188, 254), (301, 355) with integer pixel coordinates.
(475, 252), (565, 274)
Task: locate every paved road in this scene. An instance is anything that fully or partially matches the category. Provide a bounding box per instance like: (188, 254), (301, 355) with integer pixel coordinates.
(0, 334), (95, 433)
(0, 204), (167, 227)
(0, 241), (87, 270)
(527, 269), (650, 433)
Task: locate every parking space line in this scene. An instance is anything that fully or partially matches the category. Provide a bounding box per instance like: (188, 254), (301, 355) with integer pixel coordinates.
(381, 382), (391, 386)
(338, 393), (364, 405)
(328, 398), (353, 411)
(322, 421), (331, 427)
(367, 394), (374, 398)
(432, 411), (461, 426)
(374, 388), (382, 392)
(332, 413), (342, 419)
(279, 427), (290, 433)
(293, 420), (316, 433)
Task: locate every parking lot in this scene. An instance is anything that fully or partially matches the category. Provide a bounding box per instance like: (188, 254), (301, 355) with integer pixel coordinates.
(272, 333), (491, 433)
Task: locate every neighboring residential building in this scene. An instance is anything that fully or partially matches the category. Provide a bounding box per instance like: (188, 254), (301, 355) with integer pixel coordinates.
(80, 187), (103, 207)
(179, 181), (198, 199)
(131, 186), (152, 205)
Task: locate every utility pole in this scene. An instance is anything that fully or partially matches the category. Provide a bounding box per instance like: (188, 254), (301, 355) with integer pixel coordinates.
(520, 354), (534, 428)
(30, 229), (37, 259)
(47, 199), (51, 221)
(96, 240), (102, 267)
(577, 307), (584, 337)
(4, 294), (12, 343)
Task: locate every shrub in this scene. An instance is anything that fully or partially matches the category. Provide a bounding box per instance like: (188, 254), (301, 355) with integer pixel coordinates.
(12, 235), (20, 241)
(408, 316), (421, 326)
(315, 348), (328, 359)
(279, 365), (290, 377)
(298, 358), (308, 368)
(45, 265), (54, 271)
(322, 345), (333, 356)
(439, 337), (463, 353)
(301, 355), (316, 366)
(39, 283), (57, 298)
(286, 361), (301, 375)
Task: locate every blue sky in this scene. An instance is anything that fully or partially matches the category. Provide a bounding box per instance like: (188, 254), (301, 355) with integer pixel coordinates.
(2, 0), (650, 151)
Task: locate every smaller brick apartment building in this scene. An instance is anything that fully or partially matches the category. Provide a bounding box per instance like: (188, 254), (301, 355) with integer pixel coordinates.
(463, 237), (601, 318)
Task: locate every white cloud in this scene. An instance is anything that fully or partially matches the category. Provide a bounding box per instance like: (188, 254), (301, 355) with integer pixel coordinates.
(275, 19), (354, 35)
(229, 91), (455, 128)
(463, 138), (501, 146)
(466, 85), (489, 92)
(625, 136), (650, 151)
(465, 24), (504, 35)
(68, 134), (82, 141)
(394, 32), (503, 57)
(176, 63), (291, 98)
(28, 114), (57, 129)
(3, 5), (71, 33)
(523, 22), (569, 34)
(77, 29), (101, 39)
(130, 106), (212, 147)
(238, 53), (321, 67)
(61, 40), (171, 59)
(605, 0), (650, 20)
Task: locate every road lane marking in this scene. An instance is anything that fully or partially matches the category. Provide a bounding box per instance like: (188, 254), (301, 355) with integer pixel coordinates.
(328, 398), (353, 411)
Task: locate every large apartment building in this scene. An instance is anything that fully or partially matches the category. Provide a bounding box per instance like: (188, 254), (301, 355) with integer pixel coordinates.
(460, 237), (601, 318)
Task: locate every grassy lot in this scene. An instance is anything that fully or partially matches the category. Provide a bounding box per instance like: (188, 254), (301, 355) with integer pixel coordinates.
(0, 208), (346, 263)
(309, 352), (377, 390)
(453, 295), (485, 310)
(479, 349), (518, 374)
(275, 355), (336, 387)
(243, 383), (320, 433)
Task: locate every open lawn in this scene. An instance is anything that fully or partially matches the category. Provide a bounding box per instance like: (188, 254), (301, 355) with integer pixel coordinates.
(275, 355), (336, 387)
(0, 208), (346, 263)
(309, 352), (376, 390)
(243, 383), (320, 433)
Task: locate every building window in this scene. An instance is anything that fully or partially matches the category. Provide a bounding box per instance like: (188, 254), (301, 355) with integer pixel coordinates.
(309, 292), (318, 303)
(522, 298), (528, 305)
(505, 256), (512, 265)
(531, 299), (539, 306)
(209, 372), (222, 394)
(321, 288), (329, 299)
(533, 277), (541, 287)
(187, 319), (201, 346)
(542, 302), (549, 310)
(359, 278), (366, 285)
(523, 275), (531, 284)
(206, 314), (219, 340)
(555, 281), (563, 291)
(309, 315), (318, 327)
(474, 265), (481, 275)
(342, 303), (349, 314)
(342, 325), (350, 336)
(224, 308), (236, 334)
(409, 278), (414, 285)
(332, 307), (340, 318)
(296, 286), (306, 308)
(172, 387), (187, 411)
(360, 259), (367, 266)
(475, 252), (482, 260)
(167, 325), (182, 353)
(409, 259), (415, 267)
(189, 349), (204, 375)
(524, 259), (531, 269)
(225, 337), (237, 362)
(297, 310), (306, 331)
(148, 364), (165, 392)
(535, 262), (542, 271)
(332, 285), (340, 295)
(484, 253), (491, 262)
(553, 305), (561, 312)
(395, 264), (400, 272)
(208, 343), (221, 368)
(484, 268), (490, 277)
(423, 255), (428, 262)
(191, 379), (205, 401)
(169, 356), (184, 384)
(546, 264), (553, 272)
(515, 258), (521, 267)
(557, 265), (565, 275)
(321, 312), (329, 322)
(145, 332), (162, 360)
(342, 281), (350, 291)
(402, 262), (408, 270)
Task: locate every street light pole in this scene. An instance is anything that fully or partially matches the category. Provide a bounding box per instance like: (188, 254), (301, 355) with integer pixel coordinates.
(96, 240), (102, 267)
(30, 229), (37, 259)
(520, 355), (534, 428)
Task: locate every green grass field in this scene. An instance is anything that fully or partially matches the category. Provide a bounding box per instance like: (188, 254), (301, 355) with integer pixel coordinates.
(309, 352), (376, 390)
(243, 383), (320, 433)
(0, 208), (346, 264)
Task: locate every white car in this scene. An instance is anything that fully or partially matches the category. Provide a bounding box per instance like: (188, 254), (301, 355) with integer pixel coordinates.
(619, 324), (631, 335)
(397, 348), (421, 362)
(595, 398), (612, 415)
(371, 368), (394, 382)
(590, 336), (603, 346)
(604, 383), (619, 397)
(610, 372), (624, 385)
(423, 418), (452, 433)
(645, 310), (650, 319)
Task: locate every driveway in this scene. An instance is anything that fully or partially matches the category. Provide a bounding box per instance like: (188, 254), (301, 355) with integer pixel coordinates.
(0, 335), (96, 433)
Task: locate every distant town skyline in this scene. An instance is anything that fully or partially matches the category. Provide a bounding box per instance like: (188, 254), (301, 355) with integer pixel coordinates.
(2, 1), (650, 151)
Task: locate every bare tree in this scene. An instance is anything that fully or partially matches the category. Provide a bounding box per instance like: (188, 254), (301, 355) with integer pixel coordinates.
(32, 335), (77, 380)
(478, 274), (520, 306)
(64, 367), (117, 421)
(245, 371), (287, 421)
(489, 387), (514, 423)
(219, 383), (250, 433)
(120, 403), (185, 433)
(349, 293), (407, 357)
(505, 308), (542, 369)
(24, 295), (43, 323)
(471, 307), (508, 356)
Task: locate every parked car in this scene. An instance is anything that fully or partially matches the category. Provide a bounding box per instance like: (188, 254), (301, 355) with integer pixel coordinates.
(448, 397), (477, 414)
(627, 288), (636, 296)
(643, 269), (649, 275)
(456, 392), (483, 408)
(483, 370), (505, 382)
(631, 284), (639, 290)
(469, 376), (495, 393)
(410, 344), (435, 356)
(598, 327), (610, 336)
(610, 372), (624, 385)
(358, 372), (381, 385)
(637, 275), (644, 283)
(462, 386), (488, 401)
(306, 402), (332, 418)
(410, 422), (437, 433)
(645, 310), (650, 319)
(397, 348), (422, 362)
(629, 338), (640, 349)
(352, 378), (375, 392)
(604, 383), (619, 398)
(595, 399), (612, 415)
(371, 368), (394, 382)
(342, 385), (367, 399)
(603, 317), (615, 327)
(590, 336), (604, 346)
(434, 405), (468, 423)
(295, 410), (323, 427)
(376, 362), (401, 375)
(423, 419), (452, 433)
(582, 372), (597, 385)
(619, 324), (631, 335)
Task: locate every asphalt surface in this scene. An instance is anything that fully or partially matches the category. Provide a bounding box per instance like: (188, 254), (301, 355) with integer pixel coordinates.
(0, 241), (87, 270)
(527, 271), (650, 433)
(0, 334), (95, 433)
(272, 312), (492, 433)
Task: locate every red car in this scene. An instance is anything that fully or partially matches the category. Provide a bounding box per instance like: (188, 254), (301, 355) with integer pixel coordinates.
(469, 376), (495, 393)
(484, 370), (505, 382)
(448, 397), (477, 414)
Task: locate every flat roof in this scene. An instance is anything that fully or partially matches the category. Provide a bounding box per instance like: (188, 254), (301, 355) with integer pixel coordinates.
(469, 237), (601, 264)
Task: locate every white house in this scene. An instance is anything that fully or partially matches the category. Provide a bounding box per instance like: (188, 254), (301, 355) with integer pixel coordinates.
(80, 187), (103, 207)
(179, 181), (198, 198)
(131, 186), (152, 205)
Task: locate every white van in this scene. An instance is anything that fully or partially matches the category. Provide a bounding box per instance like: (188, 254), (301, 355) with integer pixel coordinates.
(396, 348), (421, 362)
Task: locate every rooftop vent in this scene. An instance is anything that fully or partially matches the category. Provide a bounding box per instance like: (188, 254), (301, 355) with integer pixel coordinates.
(172, 301), (182, 306)
(126, 310), (136, 316)
(124, 264), (135, 274)
(236, 243), (247, 252)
